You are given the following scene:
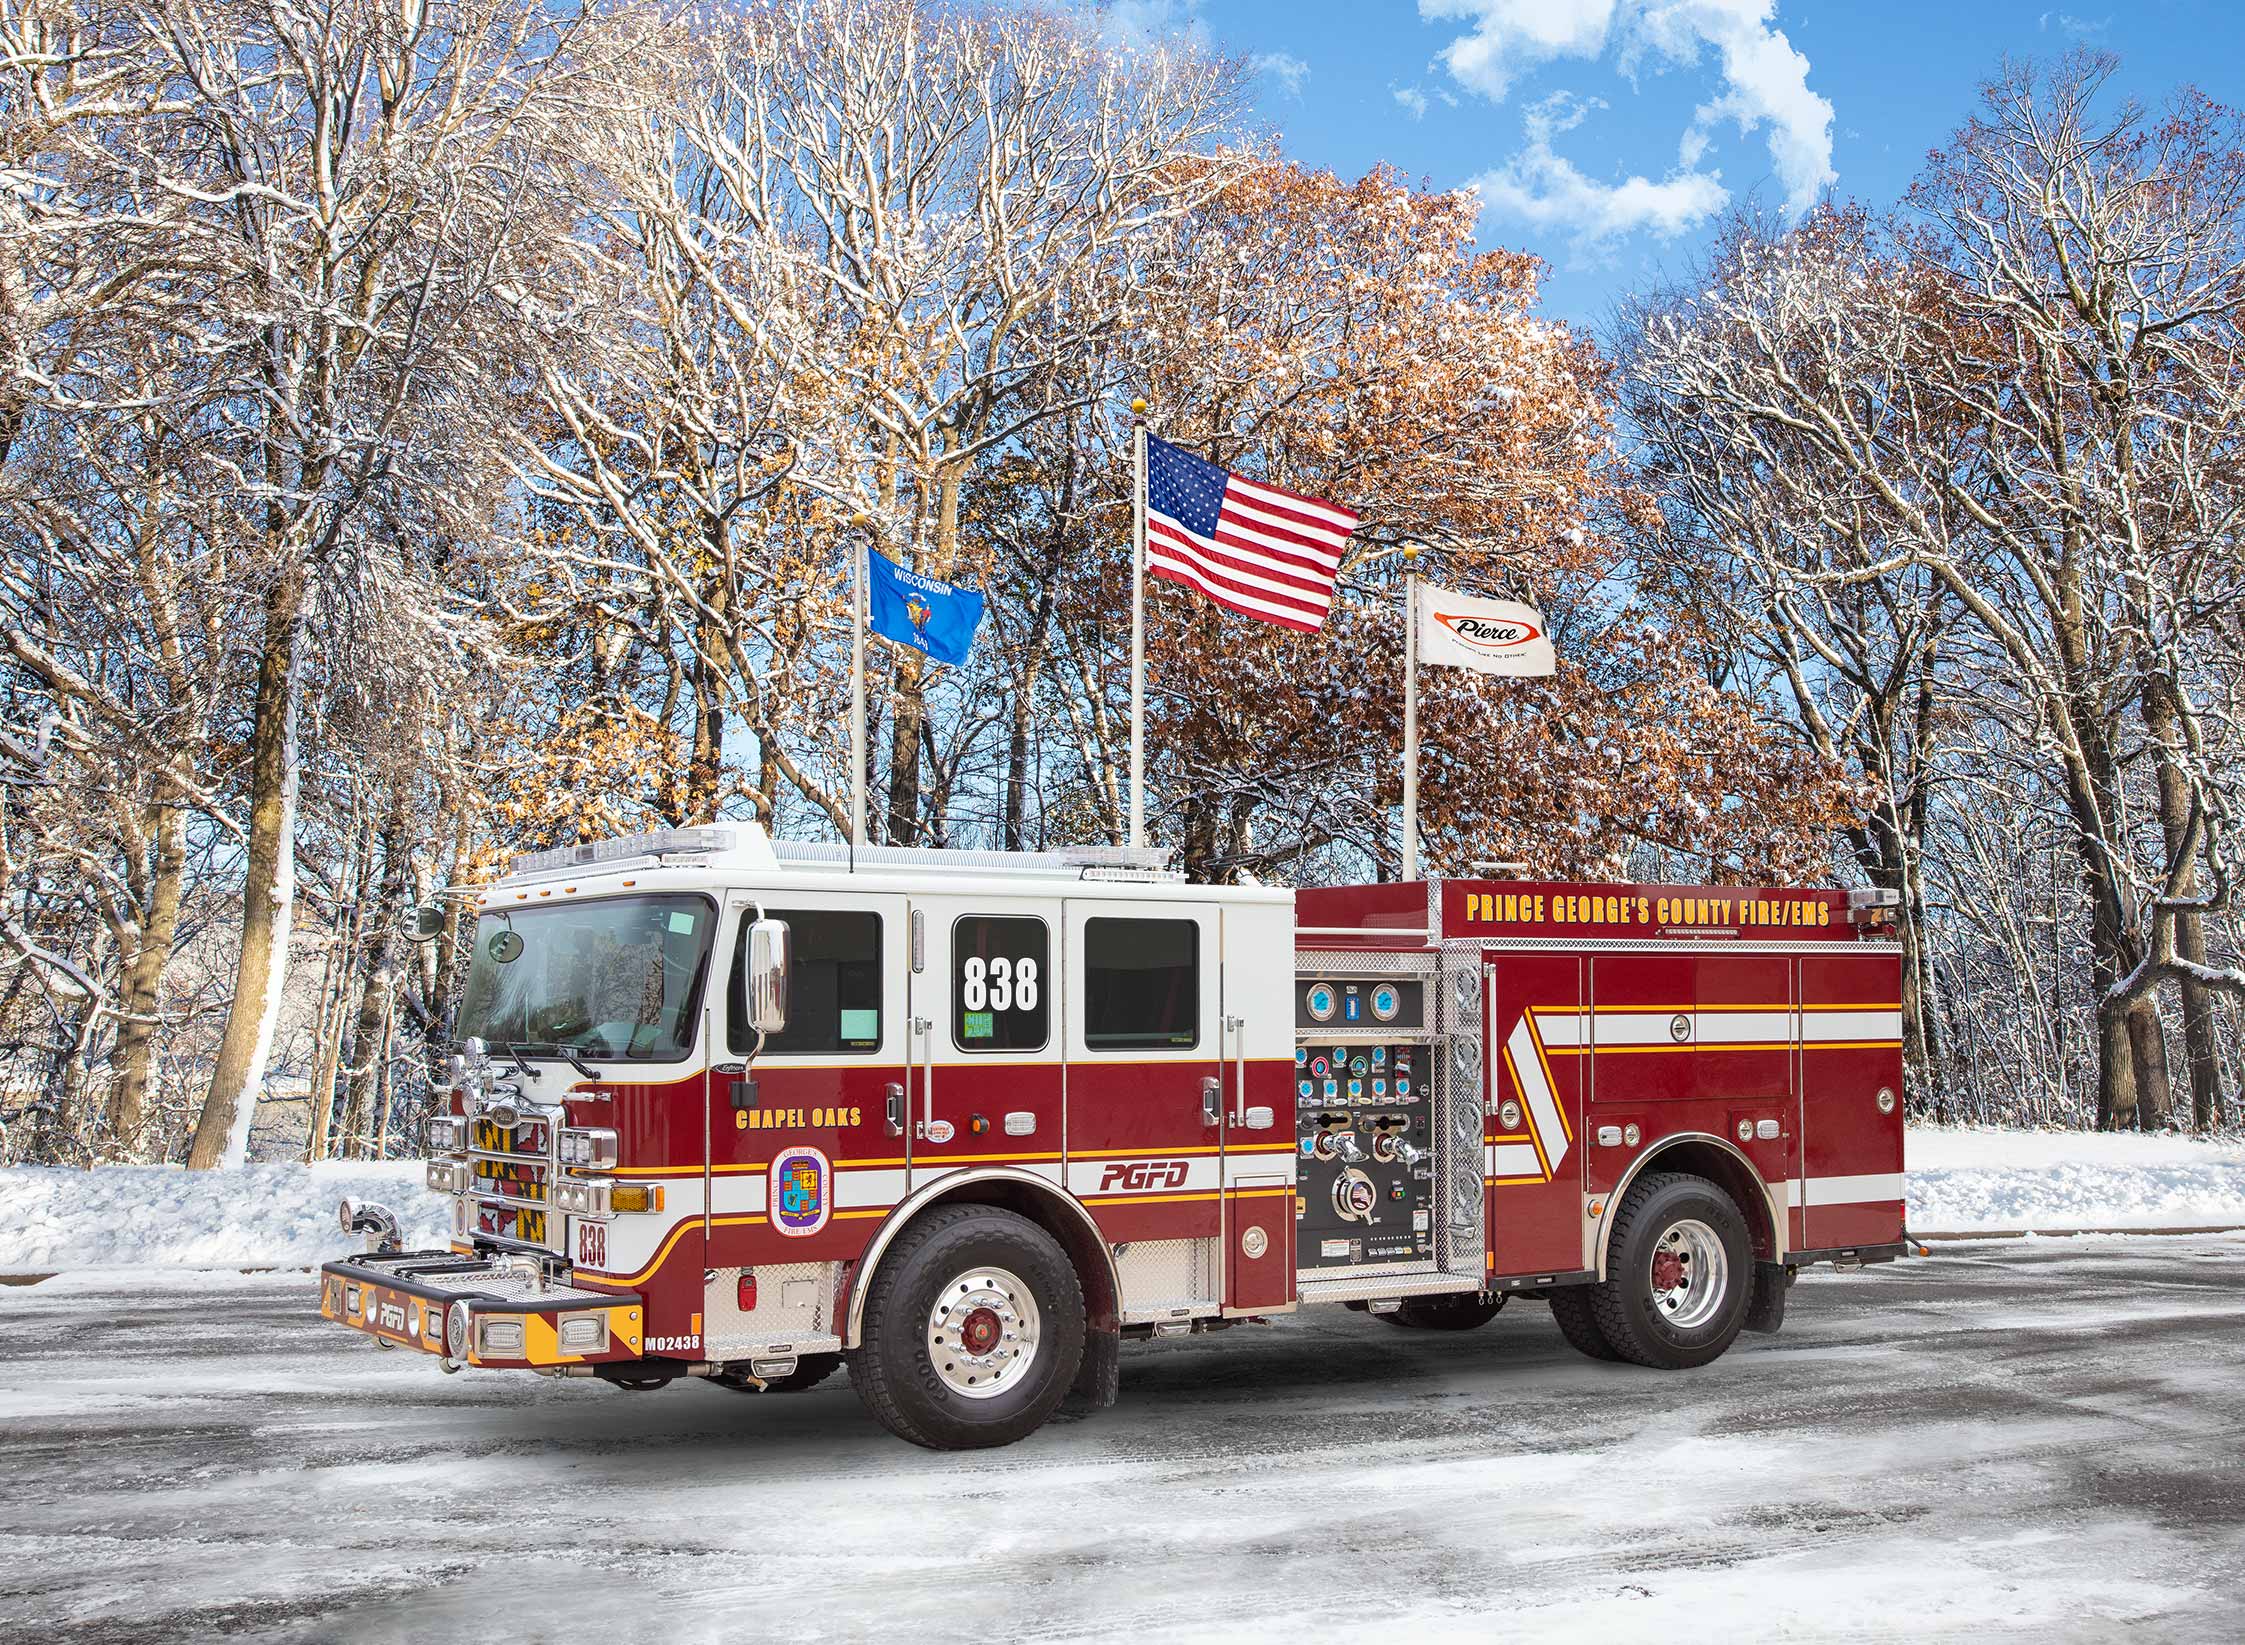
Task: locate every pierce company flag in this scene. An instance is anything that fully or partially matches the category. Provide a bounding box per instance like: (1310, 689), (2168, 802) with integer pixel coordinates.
(1144, 433), (1357, 632)
(1414, 581), (1555, 677)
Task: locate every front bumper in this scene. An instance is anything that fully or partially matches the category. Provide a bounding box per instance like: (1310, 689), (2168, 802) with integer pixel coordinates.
(319, 1249), (646, 1370)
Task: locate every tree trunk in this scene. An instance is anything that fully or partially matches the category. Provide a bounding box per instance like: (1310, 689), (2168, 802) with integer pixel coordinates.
(2093, 991), (2137, 1132)
(371, 991), (398, 1161)
(187, 569), (308, 1169)
(2142, 672), (2227, 1130)
(2125, 999), (2174, 1131)
(685, 517), (731, 821)
(305, 809), (373, 1163)
(1003, 592), (1057, 852)
(885, 646), (927, 844)
(342, 803), (410, 1156)
(2087, 843), (2139, 1131)
(2178, 915), (2225, 1130)
(108, 800), (186, 1153)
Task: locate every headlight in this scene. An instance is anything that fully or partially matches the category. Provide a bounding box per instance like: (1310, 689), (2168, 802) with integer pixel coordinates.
(425, 1159), (472, 1194)
(476, 1316), (525, 1358)
(557, 1313), (610, 1354)
(559, 1127), (618, 1170)
(553, 1178), (611, 1218)
(424, 1115), (467, 1154)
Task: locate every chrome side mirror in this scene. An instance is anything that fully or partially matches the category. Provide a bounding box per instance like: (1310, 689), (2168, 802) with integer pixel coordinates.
(409, 902), (446, 941)
(747, 918), (790, 1037)
(449, 1037), (490, 1102)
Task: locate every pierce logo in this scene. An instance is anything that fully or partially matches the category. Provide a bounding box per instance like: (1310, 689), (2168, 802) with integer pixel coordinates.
(1097, 1159), (1190, 1192)
(1436, 612), (1542, 652)
(770, 1145), (831, 1237)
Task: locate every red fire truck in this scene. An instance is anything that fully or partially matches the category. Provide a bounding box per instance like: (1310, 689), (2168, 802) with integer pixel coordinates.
(321, 823), (1908, 1449)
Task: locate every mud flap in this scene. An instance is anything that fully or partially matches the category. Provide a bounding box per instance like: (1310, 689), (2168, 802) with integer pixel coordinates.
(1063, 1324), (1120, 1413)
(1744, 1261), (1790, 1335)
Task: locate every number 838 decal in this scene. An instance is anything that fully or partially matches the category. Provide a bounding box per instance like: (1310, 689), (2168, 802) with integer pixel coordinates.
(960, 954), (1039, 1013)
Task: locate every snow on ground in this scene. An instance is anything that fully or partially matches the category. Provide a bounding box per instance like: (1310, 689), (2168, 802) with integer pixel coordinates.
(0, 1161), (448, 1271)
(4, 1126), (2243, 1271)
(3, 1238), (2242, 1642)
(1907, 1126), (2245, 1233)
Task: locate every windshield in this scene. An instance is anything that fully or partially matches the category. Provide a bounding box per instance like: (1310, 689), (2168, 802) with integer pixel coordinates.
(454, 895), (714, 1062)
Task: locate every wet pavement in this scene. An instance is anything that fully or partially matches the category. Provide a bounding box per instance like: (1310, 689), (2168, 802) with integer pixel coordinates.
(2, 1235), (2241, 1642)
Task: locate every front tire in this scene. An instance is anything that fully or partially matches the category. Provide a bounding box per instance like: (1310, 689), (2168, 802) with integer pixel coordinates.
(850, 1205), (1085, 1450)
(1588, 1172), (1753, 1369)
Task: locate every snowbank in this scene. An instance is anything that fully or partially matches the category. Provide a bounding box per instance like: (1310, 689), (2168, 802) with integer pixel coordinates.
(0, 1162), (450, 1271)
(5, 1127), (2245, 1270)
(1906, 1126), (2245, 1233)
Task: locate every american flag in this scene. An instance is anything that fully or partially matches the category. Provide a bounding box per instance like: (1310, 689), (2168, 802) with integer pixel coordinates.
(1143, 434), (1357, 633)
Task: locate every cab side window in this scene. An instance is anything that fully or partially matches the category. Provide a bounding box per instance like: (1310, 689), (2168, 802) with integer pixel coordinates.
(1083, 918), (1199, 1050)
(953, 916), (1049, 1052)
(728, 908), (882, 1056)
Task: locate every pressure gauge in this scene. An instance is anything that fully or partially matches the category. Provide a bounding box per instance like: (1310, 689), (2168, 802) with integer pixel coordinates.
(1369, 983), (1402, 1023)
(1305, 982), (1339, 1022)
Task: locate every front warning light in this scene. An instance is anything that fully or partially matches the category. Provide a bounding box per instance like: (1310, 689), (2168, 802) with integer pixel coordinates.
(737, 1271), (757, 1312)
(609, 1184), (663, 1214)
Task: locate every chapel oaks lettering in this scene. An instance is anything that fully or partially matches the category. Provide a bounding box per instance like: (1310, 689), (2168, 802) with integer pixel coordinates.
(1457, 892), (1833, 930)
(733, 1105), (864, 1131)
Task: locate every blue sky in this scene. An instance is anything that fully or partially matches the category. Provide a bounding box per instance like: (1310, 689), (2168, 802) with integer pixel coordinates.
(1110, 1), (2245, 332)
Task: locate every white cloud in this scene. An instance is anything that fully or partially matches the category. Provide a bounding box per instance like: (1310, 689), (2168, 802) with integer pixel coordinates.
(1424, 0), (1618, 101)
(1252, 51), (1310, 98)
(1466, 90), (1728, 247)
(2040, 11), (2110, 37)
(1394, 84), (1431, 120)
(1424, 0), (1834, 228)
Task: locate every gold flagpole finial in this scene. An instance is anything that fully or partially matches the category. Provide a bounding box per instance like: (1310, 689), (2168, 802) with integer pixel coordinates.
(1131, 398), (1148, 417)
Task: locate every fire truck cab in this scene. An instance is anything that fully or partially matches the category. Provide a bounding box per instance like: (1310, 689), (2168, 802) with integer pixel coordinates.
(321, 823), (1908, 1449)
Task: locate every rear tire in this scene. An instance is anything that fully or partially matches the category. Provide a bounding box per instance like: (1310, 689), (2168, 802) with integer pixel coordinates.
(1546, 1285), (1621, 1361)
(850, 1205), (1085, 1450)
(1377, 1293), (1506, 1330)
(1588, 1172), (1753, 1369)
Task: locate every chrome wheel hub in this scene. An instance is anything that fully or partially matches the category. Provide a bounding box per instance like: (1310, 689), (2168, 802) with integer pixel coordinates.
(926, 1266), (1040, 1400)
(1649, 1218), (1728, 1330)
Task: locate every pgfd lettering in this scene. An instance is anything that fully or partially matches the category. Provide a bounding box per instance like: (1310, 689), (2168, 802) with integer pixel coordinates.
(1097, 1160), (1191, 1192)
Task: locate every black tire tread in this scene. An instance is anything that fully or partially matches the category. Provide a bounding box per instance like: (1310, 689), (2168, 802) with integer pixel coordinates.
(1546, 1284), (1621, 1360)
(1589, 1171), (1749, 1369)
(850, 1204), (1084, 1450)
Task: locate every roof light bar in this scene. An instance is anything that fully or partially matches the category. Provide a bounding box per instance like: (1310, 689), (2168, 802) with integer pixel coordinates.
(508, 824), (762, 879)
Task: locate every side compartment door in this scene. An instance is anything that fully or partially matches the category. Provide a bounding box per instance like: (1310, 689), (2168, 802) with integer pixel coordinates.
(909, 898), (1065, 1194)
(1484, 954), (1586, 1278)
(1798, 952), (1907, 1249)
(1064, 900), (1225, 1321)
(1221, 901), (1296, 1314)
(1586, 952), (1795, 1255)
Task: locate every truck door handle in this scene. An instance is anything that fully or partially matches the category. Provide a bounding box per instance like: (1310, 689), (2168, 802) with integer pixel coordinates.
(884, 1082), (906, 1138)
(1201, 1076), (1222, 1127)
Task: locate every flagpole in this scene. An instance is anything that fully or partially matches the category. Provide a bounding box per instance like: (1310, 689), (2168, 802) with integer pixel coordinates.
(1129, 398), (1148, 851)
(1402, 543), (1421, 881)
(848, 512), (869, 857)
